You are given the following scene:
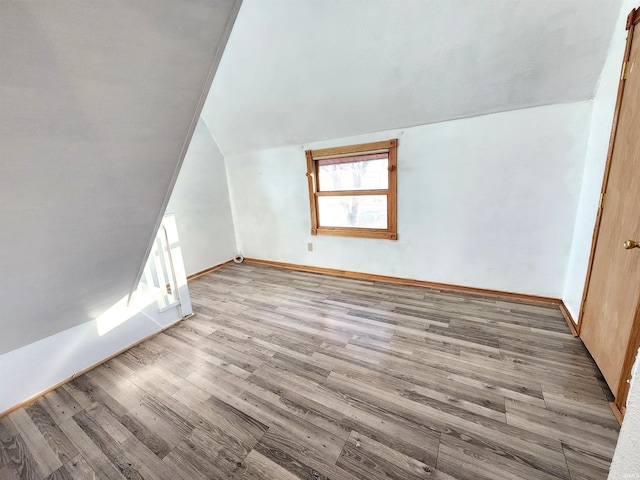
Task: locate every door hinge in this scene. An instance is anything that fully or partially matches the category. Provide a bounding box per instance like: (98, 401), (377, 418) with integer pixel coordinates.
(599, 192), (606, 209)
(622, 61), (631, 81)
(580, 300), (586, 317)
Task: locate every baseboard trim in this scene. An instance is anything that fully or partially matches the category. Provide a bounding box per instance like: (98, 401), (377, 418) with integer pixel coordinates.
(610, 402), (624, 426)
(243, 258), (562, 307)
(187, 260), (234, 281)
(0, 313), (194, 419)
(558, 302), (579, 337)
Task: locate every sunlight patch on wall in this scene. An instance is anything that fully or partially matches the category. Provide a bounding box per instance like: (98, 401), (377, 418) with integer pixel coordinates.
(95, 291), (155, 336)
(96, 214), (191, 336)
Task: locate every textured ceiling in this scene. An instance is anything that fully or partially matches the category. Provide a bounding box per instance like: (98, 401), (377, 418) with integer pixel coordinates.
(202, 0), (623, 156)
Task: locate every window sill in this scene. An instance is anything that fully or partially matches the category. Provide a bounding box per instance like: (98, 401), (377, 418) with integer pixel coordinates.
(312, 227), (397, 240)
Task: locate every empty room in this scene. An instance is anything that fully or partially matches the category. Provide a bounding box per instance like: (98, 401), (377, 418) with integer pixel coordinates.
(2, 0), (640, 479)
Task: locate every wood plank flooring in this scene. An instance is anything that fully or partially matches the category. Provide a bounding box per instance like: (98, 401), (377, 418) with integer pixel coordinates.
(0, 263), (620, 479)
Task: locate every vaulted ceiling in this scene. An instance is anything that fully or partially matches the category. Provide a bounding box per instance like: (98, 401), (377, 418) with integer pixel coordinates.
(0, 0), (240, 354)
(0, 0), (625, 355)
(202, 0), (623, 156)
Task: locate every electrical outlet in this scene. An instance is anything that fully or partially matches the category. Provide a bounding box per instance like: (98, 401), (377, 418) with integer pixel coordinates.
(307, 242), (313, 252)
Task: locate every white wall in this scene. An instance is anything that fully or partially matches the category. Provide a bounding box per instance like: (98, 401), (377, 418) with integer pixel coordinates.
(563, 0), (635, 320)
(166, 119), (237, 276)
(226, 101), (591, 298)
(609, 346), (640, 478)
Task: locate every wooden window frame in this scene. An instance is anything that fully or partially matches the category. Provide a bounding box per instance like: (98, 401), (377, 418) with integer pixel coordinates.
(305, 139), (397, 240)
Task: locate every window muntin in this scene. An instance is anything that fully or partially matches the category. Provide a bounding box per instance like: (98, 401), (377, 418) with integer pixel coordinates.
(306, 139), (397, 240)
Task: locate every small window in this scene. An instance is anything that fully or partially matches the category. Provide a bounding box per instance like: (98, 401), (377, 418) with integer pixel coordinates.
(305, 139), (397, 240)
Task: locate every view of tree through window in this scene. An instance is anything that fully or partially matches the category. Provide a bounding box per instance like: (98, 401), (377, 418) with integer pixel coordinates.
(318, 158), (388, 228)
(306, 140), (397, 240)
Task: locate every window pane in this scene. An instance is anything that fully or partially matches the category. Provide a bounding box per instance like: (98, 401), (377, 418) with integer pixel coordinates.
(318, 195), (387, 229)
(318, 158), (388, 191)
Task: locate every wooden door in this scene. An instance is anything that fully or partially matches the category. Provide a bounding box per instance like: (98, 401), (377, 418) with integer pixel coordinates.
(580, 8), (640, 413)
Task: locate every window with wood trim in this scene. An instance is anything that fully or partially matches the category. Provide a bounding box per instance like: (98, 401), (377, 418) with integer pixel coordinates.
(305, 139), (397, 240)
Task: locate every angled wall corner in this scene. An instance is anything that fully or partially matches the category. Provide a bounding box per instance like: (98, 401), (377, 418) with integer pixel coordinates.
(166, 118), (238, 276)
(0, 0), (241, 355)
(562, 0), (634, 320)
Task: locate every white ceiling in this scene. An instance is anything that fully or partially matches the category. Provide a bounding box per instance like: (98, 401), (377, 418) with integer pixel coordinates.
(202, 0), (623, 156)
(0, 0), (240, 354)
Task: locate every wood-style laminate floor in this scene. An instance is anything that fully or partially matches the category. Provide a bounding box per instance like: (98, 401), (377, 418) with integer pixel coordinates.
(0, 263), (620, 479)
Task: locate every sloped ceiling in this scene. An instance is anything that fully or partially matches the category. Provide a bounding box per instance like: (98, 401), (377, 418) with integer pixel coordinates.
(0, 0), (241, 354)
(202, 0), (623, 156)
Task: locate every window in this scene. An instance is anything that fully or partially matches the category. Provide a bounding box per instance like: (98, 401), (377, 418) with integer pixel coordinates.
(305, 139), (397, 240)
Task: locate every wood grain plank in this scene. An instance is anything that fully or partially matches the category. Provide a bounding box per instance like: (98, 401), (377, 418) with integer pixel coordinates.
(0, 466), (21, 480)
(337, 430), (451, 480)
(69, 375), (171, 458)
(58, 417), (127, 480)
(229, 449), (305, 480)
(0, 434), (42, 480)
(324, 371), (568, 474)
(35, 389), (83, 426)
(1, 263), (620, 479)
(7, 409), (62, 476)
(24, 403), (79, 465)
(562, 443), (612, 480)
(438, 424), (570, 480)
(43, 455), (87, 480)
(256, 431), (360, 480)
(504, 398), (618, 459)
(162, 428), (244, 480)
(57, 455), (98, 480)
(72, 410), (144, 480)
